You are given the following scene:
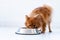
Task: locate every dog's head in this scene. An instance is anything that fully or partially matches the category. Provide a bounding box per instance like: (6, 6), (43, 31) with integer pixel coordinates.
(25, 15), (42, 29)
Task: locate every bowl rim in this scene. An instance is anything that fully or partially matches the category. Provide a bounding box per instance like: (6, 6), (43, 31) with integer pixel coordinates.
(20, 27), (37, 30)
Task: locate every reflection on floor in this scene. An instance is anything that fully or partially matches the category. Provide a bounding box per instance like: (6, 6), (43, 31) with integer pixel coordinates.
(0, 27), (60, 40)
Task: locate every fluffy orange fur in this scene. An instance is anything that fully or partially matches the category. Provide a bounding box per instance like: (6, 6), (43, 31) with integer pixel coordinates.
(25, 4), (52, 33)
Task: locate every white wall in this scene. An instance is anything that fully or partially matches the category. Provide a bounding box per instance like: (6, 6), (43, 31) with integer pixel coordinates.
(0, 0), (59, 27)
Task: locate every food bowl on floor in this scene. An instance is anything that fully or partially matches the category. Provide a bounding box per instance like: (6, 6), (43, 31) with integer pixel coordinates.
(15, 27), (41, 35)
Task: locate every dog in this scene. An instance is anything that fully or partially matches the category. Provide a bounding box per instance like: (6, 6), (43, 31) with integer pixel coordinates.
(25, 4), (52, 33)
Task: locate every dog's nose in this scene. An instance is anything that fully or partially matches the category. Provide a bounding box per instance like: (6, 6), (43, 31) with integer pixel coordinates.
(33, 25), (38, 29)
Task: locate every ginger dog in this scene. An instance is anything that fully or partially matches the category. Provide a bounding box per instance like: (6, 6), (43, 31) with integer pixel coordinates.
(25, 5), (52, 33)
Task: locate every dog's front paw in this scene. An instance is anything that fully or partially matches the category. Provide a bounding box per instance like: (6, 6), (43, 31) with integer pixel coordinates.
(41, 31), (45, 34)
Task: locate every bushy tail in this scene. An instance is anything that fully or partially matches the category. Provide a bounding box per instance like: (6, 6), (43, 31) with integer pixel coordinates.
(42, 4), (52, 12)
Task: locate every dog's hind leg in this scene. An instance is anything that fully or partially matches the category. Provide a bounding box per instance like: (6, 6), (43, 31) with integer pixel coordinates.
(48, 19), (52, 32)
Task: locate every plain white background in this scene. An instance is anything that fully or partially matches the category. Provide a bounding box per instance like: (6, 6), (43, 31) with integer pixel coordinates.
(0, 0), (59, 27)
(0, 0), (60, 40)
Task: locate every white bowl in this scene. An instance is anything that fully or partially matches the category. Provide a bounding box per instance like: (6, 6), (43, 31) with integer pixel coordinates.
(15, 27), (41, 35)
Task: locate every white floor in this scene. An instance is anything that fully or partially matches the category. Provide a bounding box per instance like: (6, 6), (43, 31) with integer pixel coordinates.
(0, 27), (60, 40)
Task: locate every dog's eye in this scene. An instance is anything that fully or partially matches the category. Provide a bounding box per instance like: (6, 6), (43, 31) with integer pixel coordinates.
(33, 25), (35, 26)
(29, 25), (31, 26)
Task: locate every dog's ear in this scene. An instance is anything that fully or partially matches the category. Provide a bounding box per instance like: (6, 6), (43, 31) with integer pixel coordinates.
(34, 14), (40, 19)
(25, 15), (30, 20)
(34, 14), (39, 18)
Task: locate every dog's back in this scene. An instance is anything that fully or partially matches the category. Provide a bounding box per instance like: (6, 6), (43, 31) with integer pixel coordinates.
(30, 5), (52, 23)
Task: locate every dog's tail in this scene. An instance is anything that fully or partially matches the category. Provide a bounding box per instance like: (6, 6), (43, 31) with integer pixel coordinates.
(42, 4), (53, 16)
(43, 4), (52, 12)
